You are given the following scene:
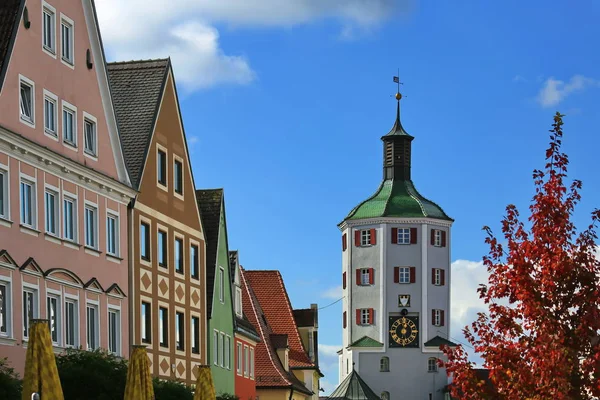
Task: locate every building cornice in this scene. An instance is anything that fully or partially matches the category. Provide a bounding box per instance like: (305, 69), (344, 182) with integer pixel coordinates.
(339, 217), (453, 231)
(0, 125), (136, 204)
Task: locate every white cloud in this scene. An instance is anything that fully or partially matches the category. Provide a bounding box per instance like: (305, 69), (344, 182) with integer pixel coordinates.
(319, 344), (342, 395)
(321, 285), (343, 300)
(536, 75), (600, 108)
(513, 75), (527, 83)
(95, 0), (407, 90)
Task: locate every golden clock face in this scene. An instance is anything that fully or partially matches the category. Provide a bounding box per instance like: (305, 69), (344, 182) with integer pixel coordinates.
(389, 316), (419, 348)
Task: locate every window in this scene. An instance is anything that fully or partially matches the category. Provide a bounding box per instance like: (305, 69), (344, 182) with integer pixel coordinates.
(434, 230), (442, 246)
(108, 309), (120, 354)
(174, 159), (183, 195)
(431, 229), (447, 247)
(60, 17), (74, 64)
(84, 118), (97, 156)
(20, 180), (35, 227)
(47, 295), (60, 344)
(23, 289), (37, 338)
(106, 214), (118, 256)
(158, 230), (167, 267)
(86, 304), (98, 350)
(141, 302), (151, 344)
(360, 309), (370, 325)
(380, 356), (389, 372)
(360, 268), (370, 285)
(235, 287), (242, 317)
(0, 282), (10, 336)
(250, 348), (254, 378)
(433, 309), (445, 327)
(62, 105), (76, 145)
(428, 358), (438, 372)
(191, 316), (200, 354)
(361, 229), (371, 246)
(381, 391), (390, 400)
(42, 4), (56, 53)
(64, 299), (77, 347)
(45, 190), (59, 236)
(159, 307), (168, 347)
(398, 228), (410, 244)
(175, 237), (183, 274)
(220, 332), (225, 367)
(0, 170), (7, 218)
(20, 79), (34, 124)
(219, 268), (224, 303)
(244, 345), (249, 377)
(175, 311), (185, 351)
(157, 149), (166, 186)
(84, 205), (97, 249)
(399, 267), (410, 284)
(213, 330), (218, 365)
(44, 95), (57, 136)
(236, 342), (242, 375)
(191, 244), (199, 279)
(225, 336), (231, 369)
(63, 197), (76, 242)
(140, 222), (150, 261)
(433, 268), (445, 286)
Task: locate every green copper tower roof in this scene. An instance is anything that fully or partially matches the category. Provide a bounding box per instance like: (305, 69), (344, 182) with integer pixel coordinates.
(342, 92), (452, 223)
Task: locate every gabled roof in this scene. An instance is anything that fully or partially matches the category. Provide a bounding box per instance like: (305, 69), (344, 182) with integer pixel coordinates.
(349, 336), (383, 348)
(239, 268), (312, 396)
(107, 59), (169, 188)
(196, 188), (224, 318)
(244, 270), (314, 369)
(328, 370), (381, 400)
(424, 335), (457, 348)
(0, 0), (22, 92)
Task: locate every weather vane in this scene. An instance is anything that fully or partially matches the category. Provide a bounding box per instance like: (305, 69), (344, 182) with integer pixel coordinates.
(393, 68), (404, 101)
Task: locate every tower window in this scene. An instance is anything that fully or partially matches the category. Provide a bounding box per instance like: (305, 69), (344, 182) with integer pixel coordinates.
(428, 357), (439, 372)
(358, 308), (373, 325)
(431, 229), (447, 247)
(361, 229), (371, 246)
(432, 309), (445, 326)
(355, 229), (376, 246)
(398, 267), (410, 284)
(380, 356), (389, 372)
(398, 228), (410, 244)
(360, 268), (372, 285)
(433, 268), (445, 286)
(434, 230), (442, 246)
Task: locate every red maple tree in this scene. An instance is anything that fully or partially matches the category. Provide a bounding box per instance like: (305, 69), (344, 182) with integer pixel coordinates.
(442, 112), (600, 399)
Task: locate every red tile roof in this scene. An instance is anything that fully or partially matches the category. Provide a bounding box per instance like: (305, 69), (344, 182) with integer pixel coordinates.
(240, 267), (312, 395)
(243, 270), (314, 368)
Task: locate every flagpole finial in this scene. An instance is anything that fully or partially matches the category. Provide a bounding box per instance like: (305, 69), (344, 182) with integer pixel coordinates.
(395, 92), (402, 101)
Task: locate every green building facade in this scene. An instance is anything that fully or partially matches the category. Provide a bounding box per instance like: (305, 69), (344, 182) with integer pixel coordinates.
(196, 189), (235, 395)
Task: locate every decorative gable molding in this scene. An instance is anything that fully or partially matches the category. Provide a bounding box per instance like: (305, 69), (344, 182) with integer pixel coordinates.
(339, 217), (454, 231)
(19, 257), (44, 276)
(83, 277), (105, 293)
(105, 283), (126, 298)
(0, 250), (18, 269)
(45, 268), (84, 288)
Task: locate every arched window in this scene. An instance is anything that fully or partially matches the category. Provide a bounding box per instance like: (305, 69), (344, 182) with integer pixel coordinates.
(381, 391), (390, 400)
(428, 357), (438, 372)
(380, 356), (389, 372)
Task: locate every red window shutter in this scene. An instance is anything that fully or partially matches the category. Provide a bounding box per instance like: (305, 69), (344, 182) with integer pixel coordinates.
(369, 308), (374, 324)
(432, 310), (436, 326)
(441, 269), (446, 286)
(410, 228), (417, 244)
(356, 309), (361, 325)
(356, 269), (361, 285)
(430, 229), (435, 245)
(391, 228), (398, 244)
(370, 228), (376, 245)
(343, 272), (346, 289)
(342, 234), (347, 251)
(355, 230), (361, 247)
(410, 267), (416, 283)
(369, 268), (374, 284)
(394, 267), (399, 283)
(441, 231), (447, 247)
(343, 312), (347, 328)
(441, 310), (445, 326)
(432, 268), (436, 285)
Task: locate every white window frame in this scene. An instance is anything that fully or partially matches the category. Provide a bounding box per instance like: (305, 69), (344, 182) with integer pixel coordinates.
(140, 219), (151, 262)
(84, 203), (98, 249)
(434, 268), (441, 286)
(434, 309), (442, 327)
(173, 155), (184, 198)
(220, 332), (225, 367)
(236, 342), (242, 375)
(159, 306), (168, 348)
(64, 296), (78, 347)
(191, 315), (200, 354)
(157, 227), (168, 267)
(249, 347), (254, 379)
(86, 302), (99, 350)
(434, 229), (442, 247)
(60, 14), (74, 67)
(43, 90), (58, 139)
(360, 229), (371, 246)
(44, 186), (60, 237)
(20, 176), (36, 229)
(61, 101), (77, 148)
(398, 228), (410, 244)
(428, 357), (439, 372)
(141, 301), (151, 344)
(108, 307), (120, 355)
(106, 212), (119, 257)
(42, 2), (57, 56)
(360, 309), (370, 325)
(213, 330), (218, 365)
(235, 287), (242, 317)
(174, 235), (184, 274)
(156, 145), (168, 190)
(190, 242), (199, 280)
(225, 335), (231, 370)
(19, 75), (35, 128)
(244, 345), (249, 377)
(0, 279), (11, 338)
(0, 167), (9, 219)
(175, 310), (184, 351)
(22, 285), (39, 339)
(219, 267), (224, 303)
(62, 193), (77, 243)
(46, 291), (61, 346)
(83, 112), (98, 158)
(360, 268), (370, 285)
(399, 267), (410, 284)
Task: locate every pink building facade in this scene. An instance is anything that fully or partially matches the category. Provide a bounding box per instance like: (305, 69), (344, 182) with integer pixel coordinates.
(0, 0), (135, 374)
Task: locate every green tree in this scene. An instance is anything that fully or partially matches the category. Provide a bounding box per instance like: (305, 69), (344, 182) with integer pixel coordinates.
(0, 357), (22, 399)
(152, 378), (193, 400)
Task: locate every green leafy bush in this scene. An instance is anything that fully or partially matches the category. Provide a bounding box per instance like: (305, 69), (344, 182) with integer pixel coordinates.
(153, 377), (193, 400)
(0, 357), (22, 399)
(216, 394), (240, 400)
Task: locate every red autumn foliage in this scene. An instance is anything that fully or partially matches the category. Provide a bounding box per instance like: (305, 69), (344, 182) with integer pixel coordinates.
(442, 113), (600, 399)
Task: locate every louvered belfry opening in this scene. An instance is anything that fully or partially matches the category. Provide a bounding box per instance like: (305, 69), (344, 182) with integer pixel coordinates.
(383, 136), (412, 181)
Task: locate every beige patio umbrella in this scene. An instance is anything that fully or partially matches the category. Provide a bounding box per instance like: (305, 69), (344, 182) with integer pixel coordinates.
(21, 319), (64, 400)
(123, 345), (155, 400)
(193, 365), (216, 399)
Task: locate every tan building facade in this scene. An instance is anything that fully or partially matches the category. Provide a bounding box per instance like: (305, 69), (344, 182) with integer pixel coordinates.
(107, 59), (207, 385)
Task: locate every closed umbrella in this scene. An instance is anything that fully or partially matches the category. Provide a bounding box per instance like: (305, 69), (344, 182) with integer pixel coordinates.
(21, 319), (64, 400)
(193, 365), (216, 400)
(124, 345), (154, 400)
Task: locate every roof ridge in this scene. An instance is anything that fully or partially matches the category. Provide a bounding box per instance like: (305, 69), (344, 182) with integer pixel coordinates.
(108, 58), (169, 65)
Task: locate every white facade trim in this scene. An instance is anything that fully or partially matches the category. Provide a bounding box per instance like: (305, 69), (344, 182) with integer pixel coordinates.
(340, 217), (453, 230)
(421, 223), (428, 349)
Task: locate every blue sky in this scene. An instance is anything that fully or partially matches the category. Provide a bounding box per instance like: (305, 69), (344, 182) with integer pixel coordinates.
(97, 0), (600, 393)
